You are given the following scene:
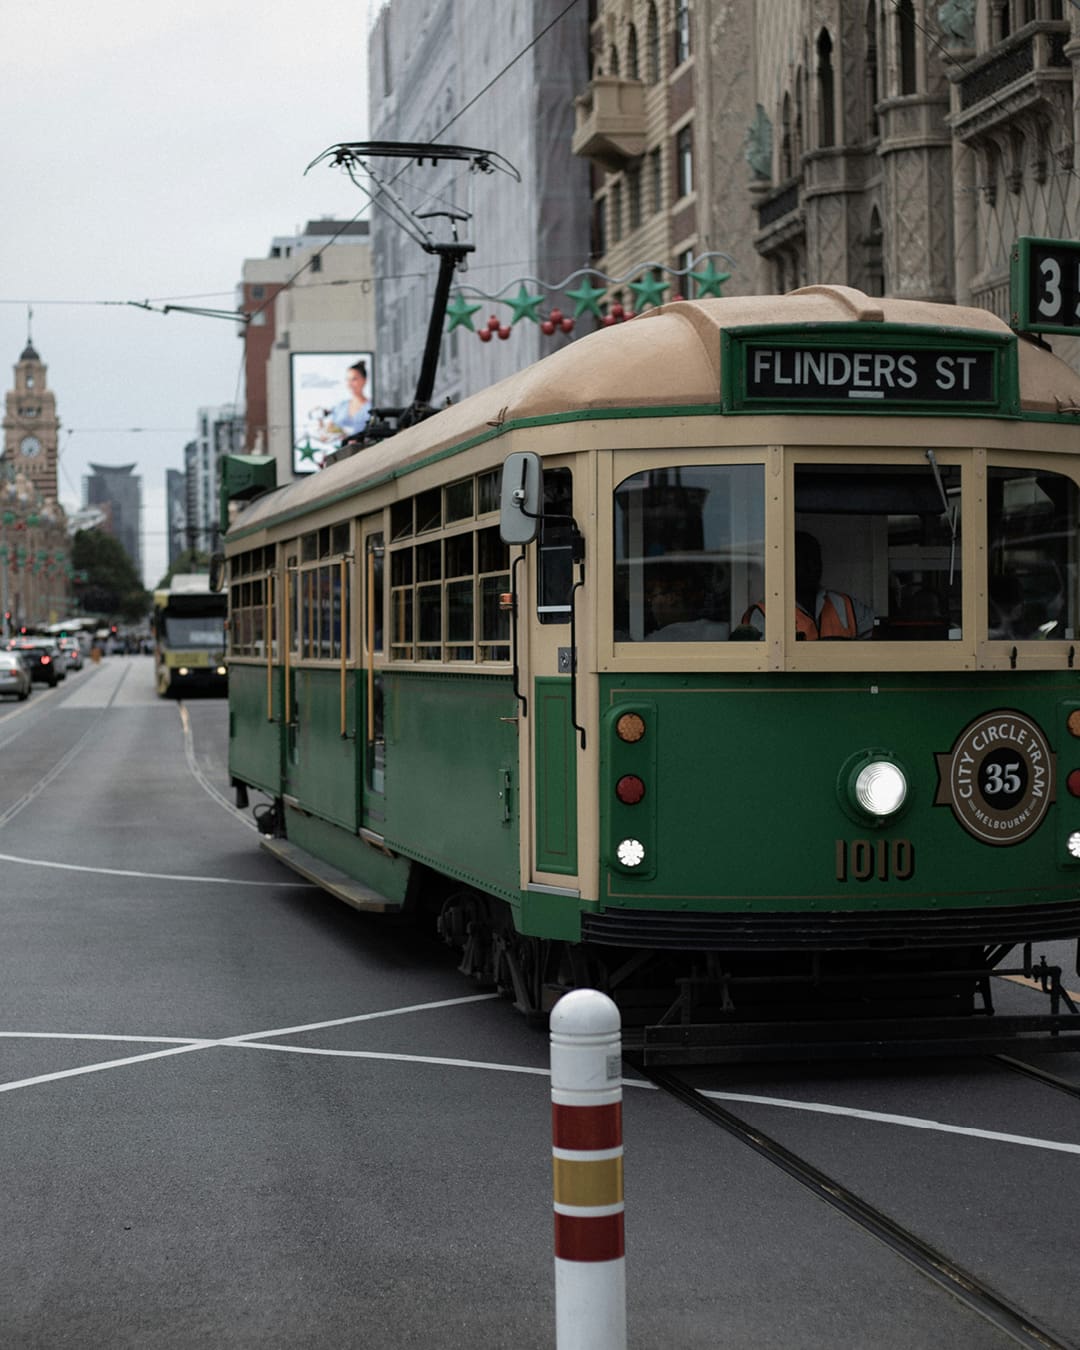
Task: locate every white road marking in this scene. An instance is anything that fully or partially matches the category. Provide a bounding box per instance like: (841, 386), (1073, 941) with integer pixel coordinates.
(239, 1041), (554, 1078)
(0, 724), (100, 829)
(178, 702), (256, 829)
(0, 1042), (215, 1094)
(699, 1089), (1080, 1156)
(0, 850), (313, 887)
(0, 999), (1074, 1155)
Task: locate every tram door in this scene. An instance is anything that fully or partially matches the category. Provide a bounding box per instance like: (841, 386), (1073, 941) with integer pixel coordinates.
(359, 524), (386, 826)
(522, 463), (582, 889)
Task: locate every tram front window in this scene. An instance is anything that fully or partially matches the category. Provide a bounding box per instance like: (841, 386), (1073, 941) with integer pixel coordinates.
(988, 467), (1080, 640)
(792, 461), (962, 641)
(614, 465), (765, 641)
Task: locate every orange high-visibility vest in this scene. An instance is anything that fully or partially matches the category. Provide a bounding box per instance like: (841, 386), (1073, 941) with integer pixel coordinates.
(743, 592), (858, 640)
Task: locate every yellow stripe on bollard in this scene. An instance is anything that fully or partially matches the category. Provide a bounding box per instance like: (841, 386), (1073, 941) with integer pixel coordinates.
(552, 1155), (624, 1209)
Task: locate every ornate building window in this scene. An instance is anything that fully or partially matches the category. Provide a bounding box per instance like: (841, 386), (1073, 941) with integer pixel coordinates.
(646, 3), (660, 83)
(674, 0), (691, 67)
(628, 24), (639, 80)
(816, 28), (836, 147)
(676, 124), (694, 198)
(898, 0), (917, 95)
(865, 1), (880, 138)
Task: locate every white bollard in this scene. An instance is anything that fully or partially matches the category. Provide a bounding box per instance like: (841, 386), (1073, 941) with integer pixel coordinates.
(550, 989), (626, 1350)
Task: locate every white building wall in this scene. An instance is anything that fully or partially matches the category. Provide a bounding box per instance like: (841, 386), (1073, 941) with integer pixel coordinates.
(369, 0), (591, 407)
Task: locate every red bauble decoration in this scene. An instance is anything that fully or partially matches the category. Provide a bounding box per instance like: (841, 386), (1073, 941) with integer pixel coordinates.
(478, 328), (493, 342)
(601, 314), (617, 327)
(549, 307), (563, 324)
(541, 319), (555, 335)
(487, 314), (501, 331)
(497, 326), (510, 340)
(560, 317), (574, 333)
(610, 303), (624, 319)
(623, 306), (636, 320)
(672, 293), (685, 303)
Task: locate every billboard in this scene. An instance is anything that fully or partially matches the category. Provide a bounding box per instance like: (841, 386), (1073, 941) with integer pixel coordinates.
(290, 351), (374, 475)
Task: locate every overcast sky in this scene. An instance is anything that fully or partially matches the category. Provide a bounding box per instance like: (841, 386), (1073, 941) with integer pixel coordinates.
(0, 0), (372, 587)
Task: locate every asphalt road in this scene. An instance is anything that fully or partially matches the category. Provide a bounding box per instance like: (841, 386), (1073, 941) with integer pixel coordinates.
(0, 655), (1077, 1348)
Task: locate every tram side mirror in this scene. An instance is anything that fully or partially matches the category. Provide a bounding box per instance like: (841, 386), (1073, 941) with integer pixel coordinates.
(208, 552), (226, 593)
(499, 451), (542, 545)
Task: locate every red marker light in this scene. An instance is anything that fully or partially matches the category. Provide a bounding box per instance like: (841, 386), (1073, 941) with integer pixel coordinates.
(615, 774), (646, 805)
(1067, 769), (1080, 797)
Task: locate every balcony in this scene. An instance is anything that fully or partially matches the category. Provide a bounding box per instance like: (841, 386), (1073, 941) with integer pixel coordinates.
(572, 76), (646, 171)
(949, 22), (1073, 171)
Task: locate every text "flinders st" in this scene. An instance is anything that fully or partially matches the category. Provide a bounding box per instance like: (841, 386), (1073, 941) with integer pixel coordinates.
(749, 346), (991, 398)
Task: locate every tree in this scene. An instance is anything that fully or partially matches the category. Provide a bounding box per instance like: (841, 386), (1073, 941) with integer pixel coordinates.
(156, 549), (210, 590)
(71, 530), (149, 623)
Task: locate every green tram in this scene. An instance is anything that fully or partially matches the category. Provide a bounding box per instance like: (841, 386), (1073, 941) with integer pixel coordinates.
(152, 575), (228, 698)
(221, 274), (1080, 1057)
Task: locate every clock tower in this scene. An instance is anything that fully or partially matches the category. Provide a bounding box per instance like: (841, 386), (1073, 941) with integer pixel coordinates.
(3, 339), (60, 501)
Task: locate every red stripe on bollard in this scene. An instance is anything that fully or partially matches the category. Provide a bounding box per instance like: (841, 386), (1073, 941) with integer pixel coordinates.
(554, 1212), (626, 1263)
(552, 1102), (623, 1151)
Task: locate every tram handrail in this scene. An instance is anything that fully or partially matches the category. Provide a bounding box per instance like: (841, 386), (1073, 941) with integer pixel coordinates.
(340, 557), (349, 739)
(366, 546), (376, 745)
(266, 570), (274, 722)
(284, 566), (293, 725)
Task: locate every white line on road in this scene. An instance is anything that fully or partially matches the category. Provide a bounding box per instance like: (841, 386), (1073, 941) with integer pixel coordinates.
(0, 849), (314, 887)
(699, 1088), (1080, 1156)
(2, 995), (1077, 1157)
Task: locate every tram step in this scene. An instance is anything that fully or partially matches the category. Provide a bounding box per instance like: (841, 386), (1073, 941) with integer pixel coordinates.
(259, 836), (398, 914)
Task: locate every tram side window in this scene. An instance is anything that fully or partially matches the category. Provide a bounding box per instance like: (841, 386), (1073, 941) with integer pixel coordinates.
(228, 546), (275, 657)
(614, 465), (764, 641)
(791, 462), (961, 641)
(538, 468), (575, 625)
(295, 529), (351, 660)
(388, 473), (511, 662)
(987, 467), (1079, 640)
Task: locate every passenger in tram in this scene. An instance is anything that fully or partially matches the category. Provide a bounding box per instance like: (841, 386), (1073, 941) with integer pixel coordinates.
(742, 530), (874, 640)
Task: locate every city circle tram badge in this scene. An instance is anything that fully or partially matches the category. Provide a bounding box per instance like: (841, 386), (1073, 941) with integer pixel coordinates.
(934, 709), (1056, 846)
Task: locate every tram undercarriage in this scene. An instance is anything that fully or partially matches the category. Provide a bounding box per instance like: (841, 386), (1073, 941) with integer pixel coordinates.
(436, 888), (1080, 1064)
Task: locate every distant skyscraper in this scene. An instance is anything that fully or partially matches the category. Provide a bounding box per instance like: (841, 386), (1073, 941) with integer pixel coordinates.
(187, 407), (244, 554)
(165, 468), (187, 570)
(84, 463), (142, 578)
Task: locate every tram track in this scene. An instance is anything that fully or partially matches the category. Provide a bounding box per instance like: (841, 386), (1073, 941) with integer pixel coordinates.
(629, 1058), (1078, 1350)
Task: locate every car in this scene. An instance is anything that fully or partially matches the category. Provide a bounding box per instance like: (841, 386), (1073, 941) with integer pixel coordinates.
(57, 637), (84, 671)
(0, 651), (31, 700)
(8, 638), (65, 686)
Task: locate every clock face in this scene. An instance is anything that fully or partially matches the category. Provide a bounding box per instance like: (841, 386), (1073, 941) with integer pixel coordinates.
(19, 435), (42, 458)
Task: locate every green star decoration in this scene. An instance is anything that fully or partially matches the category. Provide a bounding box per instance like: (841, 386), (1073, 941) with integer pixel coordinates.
(296, 442), (320, 464)
(628, 270), (671, 310)
(506, 285), (545, 325)
(689, 259), (731, 298)
(446, 292), (483, 332)
(566, 276), (608, 319)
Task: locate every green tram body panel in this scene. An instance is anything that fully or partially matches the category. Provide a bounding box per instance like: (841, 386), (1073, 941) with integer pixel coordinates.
(378, 670), (521, 904)
(287, 668), (361, 832)
(228, 663), (283, 795)
(598, 670), (1080, 916)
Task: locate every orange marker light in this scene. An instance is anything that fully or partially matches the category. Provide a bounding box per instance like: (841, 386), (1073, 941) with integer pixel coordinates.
(615, 712), (645, 743)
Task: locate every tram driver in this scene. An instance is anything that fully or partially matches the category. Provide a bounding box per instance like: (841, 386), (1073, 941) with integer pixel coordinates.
(742, 531), (874, 640)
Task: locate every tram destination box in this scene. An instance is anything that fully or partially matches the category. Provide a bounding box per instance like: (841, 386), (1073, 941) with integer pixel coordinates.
(1011, 236), (1080, 337)
(722, 325), (1018, 416)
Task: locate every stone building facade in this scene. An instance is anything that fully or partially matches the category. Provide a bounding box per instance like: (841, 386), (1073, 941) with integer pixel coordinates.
(575, 0), (1080, 356)
(0, 342), (71, 629)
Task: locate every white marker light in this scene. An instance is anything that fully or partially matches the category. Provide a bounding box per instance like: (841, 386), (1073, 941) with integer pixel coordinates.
(178, 667), (190, 677)
(616, 838), (645, 867)
(1067, 832), (1080, 859)
(854, 761), (907, 817)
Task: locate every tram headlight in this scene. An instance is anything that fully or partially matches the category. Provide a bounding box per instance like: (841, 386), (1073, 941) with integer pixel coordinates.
(853, 760), (908, 818)
(616, 838), (645, 867)
(178, 666), (190, 677)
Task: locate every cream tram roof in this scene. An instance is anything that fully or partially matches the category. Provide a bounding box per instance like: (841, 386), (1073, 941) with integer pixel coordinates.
(231, 286), (1080, 536)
